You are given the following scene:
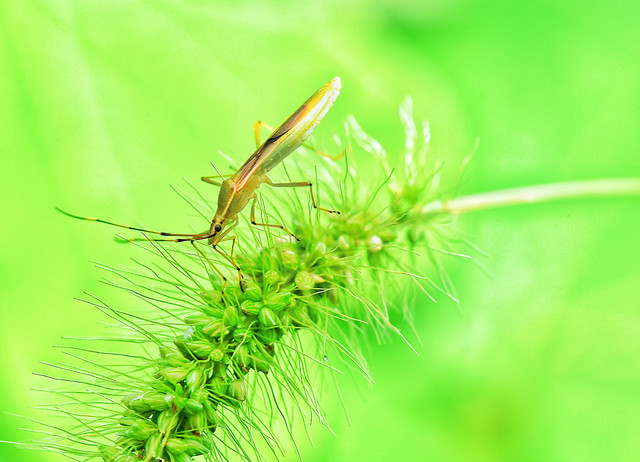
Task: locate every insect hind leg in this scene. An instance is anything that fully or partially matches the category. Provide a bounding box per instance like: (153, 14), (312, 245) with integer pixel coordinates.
(267, 181), (341, 215)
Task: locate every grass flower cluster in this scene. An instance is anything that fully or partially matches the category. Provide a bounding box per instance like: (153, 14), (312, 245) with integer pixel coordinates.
(29, 100), (640, 462)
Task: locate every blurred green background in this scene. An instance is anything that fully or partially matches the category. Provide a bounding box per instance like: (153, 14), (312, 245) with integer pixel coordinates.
(1, 1), (639, 461)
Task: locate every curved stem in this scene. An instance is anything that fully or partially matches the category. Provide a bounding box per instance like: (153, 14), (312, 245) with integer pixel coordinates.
(421, 178), (640, 215)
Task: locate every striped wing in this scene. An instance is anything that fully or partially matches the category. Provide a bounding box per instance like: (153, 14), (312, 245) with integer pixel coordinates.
(232, 76), (341, 190)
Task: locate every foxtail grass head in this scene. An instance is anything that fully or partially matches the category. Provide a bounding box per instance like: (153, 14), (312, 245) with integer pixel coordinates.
(27, 99), (471, 462)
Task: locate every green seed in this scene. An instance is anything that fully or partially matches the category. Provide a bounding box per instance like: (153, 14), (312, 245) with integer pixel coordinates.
(182, 436), (210, 455)
(122, 392), (168, 413)
(263, 269), (281, 285)
(165, 438), (189, 454)
(184, 399), (203, 414)
(223, 306), (239, 326)
(230, 378), (247, 403)
(242, 281), (263, 302)
(98, 445), (118, 461)
(173, 337), (192, 359)
(251, 344), (273, 373)
(185, 341), (214, 359)
(257, 327), (279, 345)
(220, 284), (242, 304)
(166, 436), (210, 457)
(233, 325), (251, 342)
(240, 342), (269, 372)
(240, 299), (262, 316)
(279, 248), (298, 266)
(327, 287), (339, 304)
(186, 369), (203, 393)
(160, 366), (189, 384)
(264, 292), (291, 310)
(157, 410), (180, 433)
(210, 348), (224, 362)
(279, 313), (293, 327)
(122, 420), (156, 441)
(189, 387), (207, 403)
(144, 432), (164, 459)
(184, 314), (212, 325)
(202, 320), (223, 338)
(185, 411), (207, 434)
(295, 271), (316, 291)
(287, 304), (312, 326)
(117, 414), (138, 427)
(258, 307), (277, 328)
(203, 401), (220, 429)
(237, 344), (251, 369)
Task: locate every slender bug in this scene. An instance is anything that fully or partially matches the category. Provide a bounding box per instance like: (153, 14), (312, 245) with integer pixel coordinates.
(58, 76), (342, 285)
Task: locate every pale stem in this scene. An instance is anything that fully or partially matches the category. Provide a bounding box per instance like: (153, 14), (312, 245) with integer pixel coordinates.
(420, 178), (640, 215)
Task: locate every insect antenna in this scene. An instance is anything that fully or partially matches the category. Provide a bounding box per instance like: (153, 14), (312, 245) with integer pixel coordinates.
(55, 207), (209, 240)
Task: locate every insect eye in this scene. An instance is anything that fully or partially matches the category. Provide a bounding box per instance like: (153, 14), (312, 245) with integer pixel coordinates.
(214, 224), (222, 232)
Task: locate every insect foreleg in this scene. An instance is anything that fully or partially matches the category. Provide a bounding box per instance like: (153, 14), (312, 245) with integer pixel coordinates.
(201, 176), (225, 187)
(191, 240), (229, 292)
(209, 221), (244, 288)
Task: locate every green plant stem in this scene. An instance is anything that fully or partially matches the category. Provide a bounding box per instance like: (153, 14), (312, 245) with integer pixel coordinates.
(421, 178), (640, 215)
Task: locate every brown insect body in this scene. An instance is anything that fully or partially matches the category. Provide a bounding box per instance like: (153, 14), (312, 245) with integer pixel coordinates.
(204, 76), (342, 243)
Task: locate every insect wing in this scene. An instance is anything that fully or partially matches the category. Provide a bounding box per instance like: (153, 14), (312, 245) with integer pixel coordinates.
(233, 76), (341, 191)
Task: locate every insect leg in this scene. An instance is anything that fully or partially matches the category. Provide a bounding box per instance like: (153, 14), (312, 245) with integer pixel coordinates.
(201, 176), (225, 186)
(250, 198), (300, 241)
(190, 240), (228, 292)
(254, 120), (268, 148)
(267, 181), (341, 215)
(304, 144), (348, 161)
(210, 222), (244, 289)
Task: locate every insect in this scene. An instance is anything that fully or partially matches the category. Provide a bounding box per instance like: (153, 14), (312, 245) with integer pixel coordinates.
(57, 76), (342, 281)
(201, 75), (342, 243)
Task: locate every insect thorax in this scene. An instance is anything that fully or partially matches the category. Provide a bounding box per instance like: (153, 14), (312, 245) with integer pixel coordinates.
(215, 174), (269, 224)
